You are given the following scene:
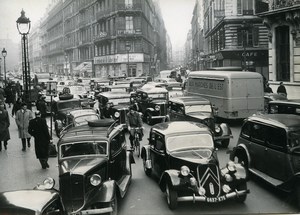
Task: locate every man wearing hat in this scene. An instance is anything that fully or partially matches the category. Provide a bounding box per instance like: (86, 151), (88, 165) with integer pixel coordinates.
(0, 100), (10, 150)
(28, 111), (51, 169)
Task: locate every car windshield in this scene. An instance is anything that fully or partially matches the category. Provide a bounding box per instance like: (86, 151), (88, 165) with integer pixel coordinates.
(57, 101), (81, 110)
(74, 114), (99, 126)
(185, 104), (212, 114)
(148, 93), (168, 100)
(110, 97), (131, 105)
(61, 141), (107, 158)
(166, 133), (214, 152)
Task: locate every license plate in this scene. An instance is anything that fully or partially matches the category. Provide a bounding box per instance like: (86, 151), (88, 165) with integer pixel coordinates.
(206, 195), (226, 202)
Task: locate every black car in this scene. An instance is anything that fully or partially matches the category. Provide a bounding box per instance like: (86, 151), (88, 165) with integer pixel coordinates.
(268, 99), (300, 116)
(168, 96), (232, 147)
(57, 119), (134, 214)
(130, 87), (169, 125)
(0, 178), (66, 215)
(52, 96), (83, 136)
(141, 121), (249, 209)
(230, 114), (300, 208)
(96, 91), (131, 126)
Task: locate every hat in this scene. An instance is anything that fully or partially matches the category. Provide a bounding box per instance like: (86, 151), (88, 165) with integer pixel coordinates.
(35, 111), (41, 116)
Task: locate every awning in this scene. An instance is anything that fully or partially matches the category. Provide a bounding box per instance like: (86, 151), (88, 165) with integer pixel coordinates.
(73, 62), (92, 71)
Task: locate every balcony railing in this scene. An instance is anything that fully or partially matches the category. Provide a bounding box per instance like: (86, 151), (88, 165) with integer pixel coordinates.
(117, 29), (142, 36)
(78, 38), (92, 47)
(117, 3), (142, 11)
(272, 0), (300, 10)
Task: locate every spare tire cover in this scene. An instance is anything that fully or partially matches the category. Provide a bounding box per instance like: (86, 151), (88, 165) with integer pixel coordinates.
(59, 94), (74, 100)
(88, 119), (115, 127)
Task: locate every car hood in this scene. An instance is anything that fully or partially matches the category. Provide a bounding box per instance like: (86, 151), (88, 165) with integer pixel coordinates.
(186, 112), (212, 120)
(169, 149), (214, 165)
(59, 157), (108, 175)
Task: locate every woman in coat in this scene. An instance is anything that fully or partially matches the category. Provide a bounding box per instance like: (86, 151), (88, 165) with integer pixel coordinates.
(0, 100), (10, 150)
(15, 103), (33, 151)
(28, 111), (51, 169)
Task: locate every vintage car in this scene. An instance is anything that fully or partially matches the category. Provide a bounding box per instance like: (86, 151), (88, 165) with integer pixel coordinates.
(130, 87), (169, 125)
(0, 178), (66, 215)
(168, 96), (232, 147)
(141, 121), (249, 209)
(267, 99), (300, 116)
(56, 109), (99, 136)
(96, 91), (131, 125)
(230, 114), (300, 207)
(263, 93), (287, 113)
(52, 96), (82, 136)
(154, 77), (182, 90)
(57, 119), (134, 214)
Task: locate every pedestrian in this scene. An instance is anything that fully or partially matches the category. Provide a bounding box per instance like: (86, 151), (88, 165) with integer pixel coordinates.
(28, 111), (51, 169)
(0, 86), (5, 102)
(4, 84), (14, 108)
(12, 97), (22, 117)
(264, 83), (273, 93)
(15, 103), (33, 151)
(36, 95), (47, 118)
(277, 82), (287, 97)
(0, 100), (10, 151)
(15, 81), (22, 98)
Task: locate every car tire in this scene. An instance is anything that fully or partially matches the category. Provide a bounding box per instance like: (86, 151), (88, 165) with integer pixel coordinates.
(146, 113), (153, 125)
(235, 181), (247, 203)
(143, 157), (151, 177)
(221, 139), (230, 148)
(109, 195), (118, 215)
(166, 183), (178, 210)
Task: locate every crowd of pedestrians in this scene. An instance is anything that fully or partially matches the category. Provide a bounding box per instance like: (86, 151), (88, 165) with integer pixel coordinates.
(0, 82), (52, 170)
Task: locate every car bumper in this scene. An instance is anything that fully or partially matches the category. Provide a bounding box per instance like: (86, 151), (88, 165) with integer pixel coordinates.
(70, 206), (112, 215)
(177, 189), (249, 203)
(151, 115), (167, 120)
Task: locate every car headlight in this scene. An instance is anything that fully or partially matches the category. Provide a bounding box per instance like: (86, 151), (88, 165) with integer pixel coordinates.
(155, 105), (160, 111)
(222, 185), (231, 193)
(114, 111), (120, 118)
(43, 177), (55, 189)
(198, 186), (206, 195)
(90, 174), (102, 186)
(227, 161), (236, 172)
(180, 166), (190, 176)
(215, 125), (221, 133)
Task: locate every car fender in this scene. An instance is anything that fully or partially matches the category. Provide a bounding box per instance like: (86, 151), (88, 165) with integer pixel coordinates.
(230, 144), (251, 166)
(141, 145), (151, 160)
(91, 180), (117, 203)
(159, 170), (181, 192)
(219, 123), (232, 136)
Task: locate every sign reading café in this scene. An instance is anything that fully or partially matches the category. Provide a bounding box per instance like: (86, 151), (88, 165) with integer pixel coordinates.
(94, 54), (145, 64)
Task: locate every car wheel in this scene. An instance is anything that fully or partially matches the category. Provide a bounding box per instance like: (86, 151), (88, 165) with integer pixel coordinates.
(166, 183), (178, 210)
(109, 195), (118, 215)
(146, 113), (153, 125)
(235, 181), (247, 203)
(143, 157), (151, 177)
(221, 139), (230, 148)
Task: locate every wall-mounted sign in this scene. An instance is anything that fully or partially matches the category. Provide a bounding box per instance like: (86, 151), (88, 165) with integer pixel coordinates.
(94, 54), (145, 64)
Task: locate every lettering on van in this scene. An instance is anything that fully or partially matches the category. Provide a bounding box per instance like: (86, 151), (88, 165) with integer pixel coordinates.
(188, 80), (224, 91)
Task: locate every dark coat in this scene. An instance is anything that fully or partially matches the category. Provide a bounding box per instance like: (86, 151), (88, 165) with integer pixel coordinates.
(28, 117), (51, 159)
(36, 99), (47, 117)
(12, 101), (22, 116)
(0, 109), (10, 141)
(4, 87), (14, 104)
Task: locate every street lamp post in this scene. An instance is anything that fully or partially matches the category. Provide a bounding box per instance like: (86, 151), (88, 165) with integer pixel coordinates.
(125, 41), (131, 77)
(0, 57), (2, 86)
(64, 53), (68, 77)
(241, 21), (250, 71)
(16, 9), (31, 105)
(2, 48), (7, 86)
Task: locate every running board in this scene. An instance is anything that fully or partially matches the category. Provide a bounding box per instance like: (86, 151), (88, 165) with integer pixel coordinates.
(117, 175), (131, 198)
(249, 168), (283, 187)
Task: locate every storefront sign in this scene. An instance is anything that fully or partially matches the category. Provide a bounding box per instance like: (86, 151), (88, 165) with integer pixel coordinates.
(94, 54), (145, 64)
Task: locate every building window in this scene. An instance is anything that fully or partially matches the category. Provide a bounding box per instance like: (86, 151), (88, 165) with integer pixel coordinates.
(237, 26), (258, 47)
(125, 0), (133, 7)
(237, 0), (253, 15)
(276, 26), (290, 81)
(125, 16), (134, 31)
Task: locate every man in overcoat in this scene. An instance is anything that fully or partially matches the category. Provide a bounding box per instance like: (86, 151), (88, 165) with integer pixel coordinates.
(0, 100), (10, 150)
(28, 111), (51, 169)
(15, 103), (33, 151)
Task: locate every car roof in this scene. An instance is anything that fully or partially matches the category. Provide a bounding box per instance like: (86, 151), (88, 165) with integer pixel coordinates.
(56, 98), (81, 103)
(152, 121), (210, 136)
(248, 114), (300, 128)
(188, 70), (262, 79)
(69, 109), (97, 118)
(269, 99), (300, 106)
(137, 87), (168, 94)
(0, 190), (59, 212)
(169, 96), (210, 105)
(98, 92), (131, 98)
(59, 120), (121, 144)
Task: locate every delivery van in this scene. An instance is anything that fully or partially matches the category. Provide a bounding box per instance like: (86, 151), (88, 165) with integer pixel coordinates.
(185, 70), (264, 119)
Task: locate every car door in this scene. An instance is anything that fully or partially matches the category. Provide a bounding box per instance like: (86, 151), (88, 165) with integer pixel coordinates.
(109, 132), (126, 182)
(150, 132), (167, 177)
(248, 122), (268, 173)
(265, 126), (289, 181)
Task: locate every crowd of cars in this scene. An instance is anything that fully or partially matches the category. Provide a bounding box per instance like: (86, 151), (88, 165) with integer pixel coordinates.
(2, 72), (300, 214)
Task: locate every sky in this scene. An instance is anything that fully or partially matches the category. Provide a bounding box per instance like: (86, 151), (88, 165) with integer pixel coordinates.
(0, 0), (195, 49)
